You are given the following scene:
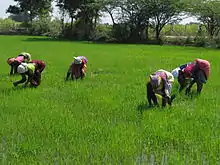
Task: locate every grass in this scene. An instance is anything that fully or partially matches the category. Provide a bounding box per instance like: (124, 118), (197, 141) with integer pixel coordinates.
(0, 35), (219, 164)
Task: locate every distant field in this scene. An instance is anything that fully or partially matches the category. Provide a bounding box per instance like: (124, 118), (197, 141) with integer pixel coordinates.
(0, 35), (219, 164)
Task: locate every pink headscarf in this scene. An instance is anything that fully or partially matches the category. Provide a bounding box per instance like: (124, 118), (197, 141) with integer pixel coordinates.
(79, 56), (88, 64)
(15, 56), (24, 63)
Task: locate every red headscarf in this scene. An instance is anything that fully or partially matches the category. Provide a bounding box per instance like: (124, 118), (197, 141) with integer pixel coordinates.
(195, 59), (210, 79)
(183, 63), (195, 78)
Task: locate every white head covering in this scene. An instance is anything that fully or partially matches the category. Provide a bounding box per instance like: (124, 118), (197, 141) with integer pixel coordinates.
(17, 63), (28, 73)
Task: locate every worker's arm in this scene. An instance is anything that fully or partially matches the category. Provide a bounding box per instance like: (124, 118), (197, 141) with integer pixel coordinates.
(10, 65), (14, 75)
(13, 74), (27, 86)
(167, 74), (174, 83)
(163, 80), (171, 98)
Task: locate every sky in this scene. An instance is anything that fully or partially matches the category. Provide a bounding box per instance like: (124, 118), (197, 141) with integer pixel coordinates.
(0, 0), (198, 24)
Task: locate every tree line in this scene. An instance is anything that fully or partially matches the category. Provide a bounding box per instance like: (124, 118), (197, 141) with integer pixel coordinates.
(4, 0), (220, 46)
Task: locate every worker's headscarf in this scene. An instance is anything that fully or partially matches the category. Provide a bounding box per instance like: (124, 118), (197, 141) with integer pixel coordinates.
(7, 58), (15, 65)
(149, 74), (162, 89)
(73, 57), (82, 64)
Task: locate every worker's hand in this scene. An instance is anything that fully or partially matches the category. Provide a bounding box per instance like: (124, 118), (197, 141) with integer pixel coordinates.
(165, 95), (171, 100)
(23, 82), (28, 88)
(165, 89), (170, 97)
(165, 95), (172, 106)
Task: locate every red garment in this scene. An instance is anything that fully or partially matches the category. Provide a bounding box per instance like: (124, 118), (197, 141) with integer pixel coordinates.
(183, 63), (195, 78)
(195, 59), (210, 79)
(82, 59), (86, 64)
(70, 62), (82, 78)
(31, 60), (46, 72)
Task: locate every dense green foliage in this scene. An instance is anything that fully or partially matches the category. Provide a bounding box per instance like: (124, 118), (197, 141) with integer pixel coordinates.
(0, 18), (21, 33)
(0, 35), (219, 164)
(4, 0), (220, 46)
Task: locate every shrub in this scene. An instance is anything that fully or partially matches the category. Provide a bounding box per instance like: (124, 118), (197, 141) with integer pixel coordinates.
(0, 18), (20, 33)
(29, 17), (62, 38)
(111, 23), (130, 42)
(194, 36), (207, 47)
(162, 36), (185, 46)
(90, 24), (114, 42)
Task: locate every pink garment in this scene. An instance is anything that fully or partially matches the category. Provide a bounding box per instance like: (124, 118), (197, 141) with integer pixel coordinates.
(195, 59), (210, 79)
(79, 56), (88, 64)
(154, 71), (167, 81)
(150, 71), (167, 89)
(15, 56), (24, 63)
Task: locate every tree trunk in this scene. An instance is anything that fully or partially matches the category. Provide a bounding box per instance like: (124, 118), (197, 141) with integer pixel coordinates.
(140, 27), (146, 41)
(155, 26), (160, 41)
(29, 13), (33, 23)
(70, 17), (74, 30)
(145, 22), (149, 40)
(61, 10), (65, 32)
(61, 17), (64, 31)
(105, 8), (115, 25)
(93, 10), (99, 30)
(207, 18), (215, 39)
(129, 25), (139, 42)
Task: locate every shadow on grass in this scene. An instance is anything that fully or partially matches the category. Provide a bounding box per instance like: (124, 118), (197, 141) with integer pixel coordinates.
(178, 89), (200, 101)
(22, 37), (70, 42)
(137, 103), (152, 111)
(136, 102), (155, 115)
(186, 91), (201, 100)
(0, 86), (37, 95)
(21, 37), (114, 45)
(21, 37), (163, 46)
(137, 94), (178, 113)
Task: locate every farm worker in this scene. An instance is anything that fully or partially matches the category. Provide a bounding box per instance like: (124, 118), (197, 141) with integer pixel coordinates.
(65, 56), (87, 81)
(184, 58), (210, 94)
(171, 62), (195, 92)
(13, 63), (40, 88)
(7, 52), (32, 75)
(172, 58), (210, 94)
(147, 69), (174, 107)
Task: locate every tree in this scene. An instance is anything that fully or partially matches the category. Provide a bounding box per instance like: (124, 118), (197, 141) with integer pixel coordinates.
(6, 0), (53, 23)
(7, 5), (21, 15)
(55, 0), (66, 32)
(113, 0), (155, 42)
(102, 0), (120, 25)
(189, 0), (220, 38)
(56, 0), (81, 30)
(75, 0), (103, 39)
(8, 13), (30, 22)
(56, 0), (104, 40)
(149, 0), (185, 41)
